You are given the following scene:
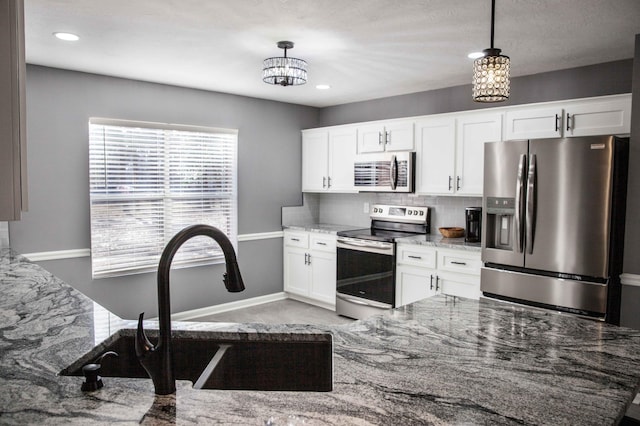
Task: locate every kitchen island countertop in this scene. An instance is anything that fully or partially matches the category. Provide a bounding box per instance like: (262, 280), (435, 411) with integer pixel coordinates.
(2, 247), (640, 425)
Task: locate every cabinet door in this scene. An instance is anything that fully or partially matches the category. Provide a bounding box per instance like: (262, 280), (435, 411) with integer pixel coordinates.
(455, 113), (502, 196)
(437, 271), (481, 300)
(384, 121), (414, 152)
(302, 130), (329, 192)
(396, 265), (437, 307)
(505, 106), (563, 140)
(328, 127), (357, 192)
(415, 118), (456, 194)
(565, 96), (632, 137)
(283, 246), (310, 297)
(357, 123), (386, 153)
(309, 249), (336, 305)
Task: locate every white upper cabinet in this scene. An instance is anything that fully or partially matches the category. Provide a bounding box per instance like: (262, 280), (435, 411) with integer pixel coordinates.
(357, 120), (414, 153)
(455, 112), (502, 196)
(505, 106), (563, 140)
(505, 94), (631, 140)
(415, 112), (502, 196)
(302, 127), (357, 193)
(564, 96), (631, 137)
(415, 118), (456, 194)
(302, 130), (330, 192)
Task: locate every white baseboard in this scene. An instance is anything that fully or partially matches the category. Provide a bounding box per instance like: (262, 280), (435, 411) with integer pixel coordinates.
(286, 293), (336, 312)
(621, 273), (640, 287)
(170, 292), (289, 321)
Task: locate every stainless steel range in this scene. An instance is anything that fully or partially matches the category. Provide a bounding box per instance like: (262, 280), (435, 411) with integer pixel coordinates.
(336, 204), (430, 320)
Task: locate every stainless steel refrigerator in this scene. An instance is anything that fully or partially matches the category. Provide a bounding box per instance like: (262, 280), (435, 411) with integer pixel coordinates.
(480, 135), (628, 324)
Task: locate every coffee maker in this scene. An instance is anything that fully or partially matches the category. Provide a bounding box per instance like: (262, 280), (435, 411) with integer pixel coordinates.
(465, 207), (482, 243)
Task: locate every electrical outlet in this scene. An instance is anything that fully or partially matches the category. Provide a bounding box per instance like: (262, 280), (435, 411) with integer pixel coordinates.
(363, 202), (370, 213)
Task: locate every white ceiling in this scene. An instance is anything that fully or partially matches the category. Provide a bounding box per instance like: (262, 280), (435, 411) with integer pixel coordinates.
(24, 0), (640, 108)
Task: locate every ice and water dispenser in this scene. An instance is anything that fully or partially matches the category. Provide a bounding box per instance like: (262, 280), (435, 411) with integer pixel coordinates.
(484, 197), (517, 250)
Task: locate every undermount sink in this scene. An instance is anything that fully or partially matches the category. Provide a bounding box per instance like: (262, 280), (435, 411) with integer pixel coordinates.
(60, 329), (333, 392)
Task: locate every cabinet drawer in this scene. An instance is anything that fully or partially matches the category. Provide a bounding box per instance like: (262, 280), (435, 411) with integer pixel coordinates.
(437, 249), (481, 276)
(284, 231), (309, 249)
(310, 234), (336, 253)
(397, 245), (437, 268)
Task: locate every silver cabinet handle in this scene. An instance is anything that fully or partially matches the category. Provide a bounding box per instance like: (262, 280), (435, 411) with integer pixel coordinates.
(448, 176), (453, 191)
(555, 113), (561, 132)
(430, 274), (434, 290)
(378, 131), (383, 145)
(514, 154), (526, 254)
(327, 176), (331, 189)
(456, 176), (461, 191)
(566, 113), (572, 131)
(316, 242), (327, 246)
(435, 276), (440, 292)
(451, 261), (467, 266)
(385, 130), (390, 145)
(291, 238), (300, 242)
(526, 154), (537, 255)
(304, 253), (308, 265)
(322, 176), (327, 189)
(307, 253), (311, 265)
(408, 255), (422, 260)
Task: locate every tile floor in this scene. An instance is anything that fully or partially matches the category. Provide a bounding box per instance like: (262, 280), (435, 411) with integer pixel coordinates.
(188, 299), (354, 326)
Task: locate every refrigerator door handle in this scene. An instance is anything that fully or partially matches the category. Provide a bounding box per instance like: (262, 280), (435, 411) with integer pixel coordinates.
(515, 154), (527, 253)
(526, 154), (537, 254)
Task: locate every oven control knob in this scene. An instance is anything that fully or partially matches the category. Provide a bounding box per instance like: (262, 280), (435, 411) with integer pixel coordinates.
(419, 210), (424, 216)
(373, 207), (379, 213)
(408, 210), (412, 215)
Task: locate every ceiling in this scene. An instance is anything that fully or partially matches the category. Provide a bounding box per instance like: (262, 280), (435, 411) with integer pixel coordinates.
(24, 0), (640, 108)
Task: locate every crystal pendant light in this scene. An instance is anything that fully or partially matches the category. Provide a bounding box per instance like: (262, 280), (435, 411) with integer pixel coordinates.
(262, 41), (308, 86)
(472, 0), (510, 102)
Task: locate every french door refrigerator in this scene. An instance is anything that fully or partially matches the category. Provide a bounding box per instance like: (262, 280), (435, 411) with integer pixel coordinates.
(480, 135), (628, 324)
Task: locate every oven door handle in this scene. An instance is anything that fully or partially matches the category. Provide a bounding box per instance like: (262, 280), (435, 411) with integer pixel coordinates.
(337, 239), (394, 255)
(336, 293), (392, 309)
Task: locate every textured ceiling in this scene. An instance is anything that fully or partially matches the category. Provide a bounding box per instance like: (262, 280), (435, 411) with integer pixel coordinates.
(24, 0), (640, 107)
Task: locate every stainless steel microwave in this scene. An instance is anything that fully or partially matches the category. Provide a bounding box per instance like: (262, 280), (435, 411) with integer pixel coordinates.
(354, 152), (415, 193)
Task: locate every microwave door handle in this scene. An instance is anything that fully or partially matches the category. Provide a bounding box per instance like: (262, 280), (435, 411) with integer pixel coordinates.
(514, 154), (526, 253)
(526, 154), (537, 254)
(390, 155), (397, 190)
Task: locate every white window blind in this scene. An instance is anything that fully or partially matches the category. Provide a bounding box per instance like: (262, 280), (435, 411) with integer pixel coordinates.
(89, 119), (238, 278)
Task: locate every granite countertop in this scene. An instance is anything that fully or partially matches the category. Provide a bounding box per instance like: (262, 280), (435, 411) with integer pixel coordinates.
(397, 233), (482, 251)
(283, 223), (360, 234)
(283, 223), (482, 253)
(2, 248), (640, 425)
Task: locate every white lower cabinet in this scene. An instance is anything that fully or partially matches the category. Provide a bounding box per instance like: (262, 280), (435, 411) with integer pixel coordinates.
(283, 230), (337, 308)
(396, 244), (481, 306)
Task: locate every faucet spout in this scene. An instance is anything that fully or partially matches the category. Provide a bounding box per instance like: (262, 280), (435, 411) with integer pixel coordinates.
(135, 224), (245, 395)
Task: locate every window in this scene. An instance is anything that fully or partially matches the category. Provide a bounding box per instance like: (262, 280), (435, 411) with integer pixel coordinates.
(89, 118), (238, 278)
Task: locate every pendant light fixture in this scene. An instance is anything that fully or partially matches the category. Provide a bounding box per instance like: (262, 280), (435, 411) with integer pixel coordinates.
(472, 0), (510, 102)
(262, 41), (308, 86)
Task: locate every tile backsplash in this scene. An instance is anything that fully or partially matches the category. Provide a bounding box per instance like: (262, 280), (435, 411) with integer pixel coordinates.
(282, 192), (482, 233)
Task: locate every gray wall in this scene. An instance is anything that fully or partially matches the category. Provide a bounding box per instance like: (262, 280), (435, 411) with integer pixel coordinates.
(10, 65), (317, 319)
(318, 59), (633, 126)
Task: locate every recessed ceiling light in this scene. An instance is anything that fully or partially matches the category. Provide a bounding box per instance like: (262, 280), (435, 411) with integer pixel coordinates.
(467, 51), (484, 59)
(315, 84), (331, 90)
(53, 32), (80, 41)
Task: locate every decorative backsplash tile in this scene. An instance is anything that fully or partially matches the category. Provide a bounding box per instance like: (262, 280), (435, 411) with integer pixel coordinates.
(282, 192), (482, 233)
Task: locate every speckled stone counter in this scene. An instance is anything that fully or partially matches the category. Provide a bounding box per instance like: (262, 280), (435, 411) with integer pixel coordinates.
(398, 233), (482, 252)
(283, 223), (357, 234)
(2, 248), (640, 425)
